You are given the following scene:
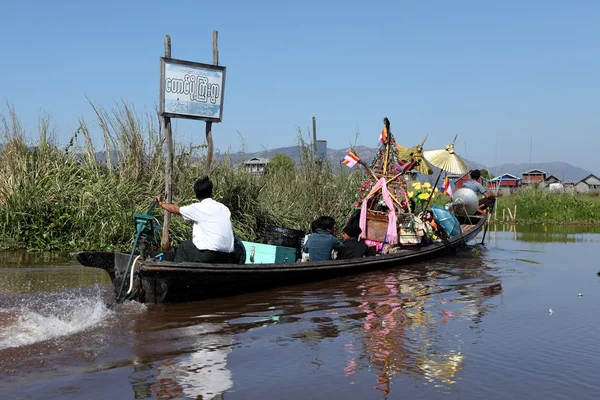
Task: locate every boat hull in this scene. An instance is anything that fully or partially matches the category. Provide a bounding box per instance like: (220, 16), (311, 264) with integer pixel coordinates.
(76, 215), (486, 303)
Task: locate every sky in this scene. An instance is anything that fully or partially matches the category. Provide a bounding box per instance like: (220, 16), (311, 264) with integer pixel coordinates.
(1, 0), (599, 172)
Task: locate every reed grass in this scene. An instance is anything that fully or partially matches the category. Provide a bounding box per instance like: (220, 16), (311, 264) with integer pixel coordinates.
(3, 103), (598, 252)
(0, 103), (363, 251)
(493, 189), (600, 223)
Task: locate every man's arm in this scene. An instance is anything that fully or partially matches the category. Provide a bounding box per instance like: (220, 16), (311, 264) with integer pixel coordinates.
(156, 196), (181, 214)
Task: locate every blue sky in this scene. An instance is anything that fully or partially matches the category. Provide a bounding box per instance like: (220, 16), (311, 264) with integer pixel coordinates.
(1, 1), (599, 172)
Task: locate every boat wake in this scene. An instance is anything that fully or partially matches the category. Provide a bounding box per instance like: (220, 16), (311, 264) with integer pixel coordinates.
(0, 288), (114, 350)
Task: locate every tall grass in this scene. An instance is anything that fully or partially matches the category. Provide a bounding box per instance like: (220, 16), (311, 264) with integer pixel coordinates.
(493, 189), (600, 223)
(5, 102), (595, 252)
(0, 103), (362, 251)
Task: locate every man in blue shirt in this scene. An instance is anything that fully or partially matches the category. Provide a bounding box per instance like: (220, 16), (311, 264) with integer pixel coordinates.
(462, 169), (497, 214)
(303, 216), (344, 262)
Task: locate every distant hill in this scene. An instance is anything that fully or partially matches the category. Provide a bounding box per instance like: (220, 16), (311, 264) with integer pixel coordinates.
(229, 145), (594, 183)
(1, 142), (591, 183)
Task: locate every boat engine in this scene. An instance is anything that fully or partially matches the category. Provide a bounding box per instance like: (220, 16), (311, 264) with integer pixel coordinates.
(116, 200), (161, 303)
(444, 188), (479, 215)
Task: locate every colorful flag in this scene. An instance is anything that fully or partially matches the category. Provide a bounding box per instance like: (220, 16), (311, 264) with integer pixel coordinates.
(377, 127), (388, 146)
(342, 151), (360, 168)
(399, 160), (415, 172)
(443, 175), (453, 197)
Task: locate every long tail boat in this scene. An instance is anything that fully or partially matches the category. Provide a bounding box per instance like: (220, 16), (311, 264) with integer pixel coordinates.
(76, 118), (489, 304)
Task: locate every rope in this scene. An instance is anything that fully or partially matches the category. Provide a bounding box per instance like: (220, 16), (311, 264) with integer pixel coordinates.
(126, 255), (141, 294)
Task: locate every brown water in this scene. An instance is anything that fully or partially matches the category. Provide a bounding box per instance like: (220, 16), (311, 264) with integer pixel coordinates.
(1, 225), (599, 400)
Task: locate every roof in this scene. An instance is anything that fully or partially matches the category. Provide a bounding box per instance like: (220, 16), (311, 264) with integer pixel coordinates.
(544, 175), (560, 182)
(577, 174), (600, 184)
(489, 173), (519, 182)
(522, 169), (546, 175)
(244, 157), (270, 165)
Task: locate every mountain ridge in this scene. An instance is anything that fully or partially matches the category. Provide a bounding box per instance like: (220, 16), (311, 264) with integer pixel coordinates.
(229, 145), (595, 183)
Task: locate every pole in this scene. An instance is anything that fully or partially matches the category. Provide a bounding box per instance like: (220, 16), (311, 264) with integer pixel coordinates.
(204, 30), (219, 177)
(312, 117), (317, 156)
(481, 207), (492, 244)
(161, 35), (173, 251)
(422, 169), (443, 212)
(383, 118), (391, 175)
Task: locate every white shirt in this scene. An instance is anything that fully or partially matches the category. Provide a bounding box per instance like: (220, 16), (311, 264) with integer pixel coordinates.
(179, 198), (235, 253)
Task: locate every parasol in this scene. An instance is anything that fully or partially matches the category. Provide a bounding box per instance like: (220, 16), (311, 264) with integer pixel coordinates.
(421, 135), (468, 212)
(422, 135), (468, 175)
(396, 135), (434, 175)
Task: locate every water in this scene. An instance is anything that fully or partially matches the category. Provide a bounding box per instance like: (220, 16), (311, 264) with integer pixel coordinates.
(1, 225), (599, 399)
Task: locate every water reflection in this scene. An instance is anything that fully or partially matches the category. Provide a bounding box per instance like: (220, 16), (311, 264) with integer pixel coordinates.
(490, 223), (600, 243)
(150, 325), (232, 400)
(0, 251), (109, 296)
(340, 254), (503, 397)
(0, 249), (504, 399)
(129, 310), (235, 400)
(0, 251), (73, 268)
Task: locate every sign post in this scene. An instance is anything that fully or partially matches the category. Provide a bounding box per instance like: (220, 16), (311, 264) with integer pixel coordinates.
(159, 31), (225, 251)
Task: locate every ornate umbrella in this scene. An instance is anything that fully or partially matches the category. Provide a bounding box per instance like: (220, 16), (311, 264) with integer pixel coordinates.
(422, 135), (468, 175)
(421, 135), (468, 211)
(396, 135), (434, 175)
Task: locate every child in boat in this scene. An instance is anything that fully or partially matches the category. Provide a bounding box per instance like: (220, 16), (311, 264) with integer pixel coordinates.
(336, 224), (376, 260)
(302, 216), (344, 262)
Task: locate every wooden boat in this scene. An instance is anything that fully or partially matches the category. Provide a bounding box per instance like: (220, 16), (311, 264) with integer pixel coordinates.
(76, 118), (488, 304)
(75, 213), (487, 304)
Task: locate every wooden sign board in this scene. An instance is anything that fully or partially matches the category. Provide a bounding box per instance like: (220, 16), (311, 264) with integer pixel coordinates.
(159, 57), (226, 122)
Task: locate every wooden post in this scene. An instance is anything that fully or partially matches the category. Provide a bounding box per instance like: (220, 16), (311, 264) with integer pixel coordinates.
(161, 35), (173, 251)
(312, 117), (317, 155)
(204, 30), (219, 177)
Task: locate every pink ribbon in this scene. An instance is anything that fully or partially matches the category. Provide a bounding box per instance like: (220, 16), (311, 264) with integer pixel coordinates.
(359, 177), (398, 245)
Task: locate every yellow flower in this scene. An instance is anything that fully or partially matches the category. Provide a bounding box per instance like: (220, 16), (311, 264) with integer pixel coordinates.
(412, 183), (421, 190)
(408, 191), (414, 198)
(427, 188), (433, 193)
(418, 192), (430, 200)
(434, 187), (439, 193)
(423, 182), (431, 189)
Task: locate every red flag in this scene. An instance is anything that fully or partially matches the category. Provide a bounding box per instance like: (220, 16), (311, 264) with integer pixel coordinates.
(443, 176), (453, 197)
(342, 151), (360, 168)
(377, 127), (388, 146)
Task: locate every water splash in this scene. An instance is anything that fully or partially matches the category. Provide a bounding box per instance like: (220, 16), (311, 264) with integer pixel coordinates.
(0, 290), (113, 350)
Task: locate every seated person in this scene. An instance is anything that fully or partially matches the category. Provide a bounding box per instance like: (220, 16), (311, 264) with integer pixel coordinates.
(461, 169), (497, 214)
(156, 176), (235, 263)
(302, 216), (344, 262)
(336, 224), (376, 259)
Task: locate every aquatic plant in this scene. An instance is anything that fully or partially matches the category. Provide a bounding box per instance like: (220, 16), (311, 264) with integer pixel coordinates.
(493, 189), (600, 223)
(0, 103), (362, 251)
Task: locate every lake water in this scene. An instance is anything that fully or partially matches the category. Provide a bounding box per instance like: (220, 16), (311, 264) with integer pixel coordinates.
(1, 224), (599, 399)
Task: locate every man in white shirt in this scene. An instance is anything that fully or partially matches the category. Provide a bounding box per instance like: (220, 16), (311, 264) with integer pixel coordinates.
(156, 176), (235, 263)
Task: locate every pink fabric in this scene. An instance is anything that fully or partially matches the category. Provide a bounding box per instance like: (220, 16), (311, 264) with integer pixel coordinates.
(364, 239), (383, 253)
(359, 177), (398, 245)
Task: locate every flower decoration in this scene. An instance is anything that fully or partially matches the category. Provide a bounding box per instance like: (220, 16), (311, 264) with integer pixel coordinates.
(408, 181), (438, 213)
(351, 134), (406, 210)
